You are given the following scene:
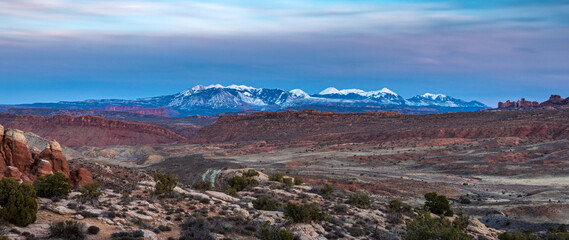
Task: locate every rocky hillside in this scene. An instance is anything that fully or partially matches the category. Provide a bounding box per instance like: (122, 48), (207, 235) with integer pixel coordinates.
(0, 114), (187, 147)
(191, 110), (569, 144)
(0, 166), (504, 240)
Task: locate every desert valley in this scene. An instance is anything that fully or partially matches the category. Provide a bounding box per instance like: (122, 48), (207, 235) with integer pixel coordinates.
(1, 86), (569, 240)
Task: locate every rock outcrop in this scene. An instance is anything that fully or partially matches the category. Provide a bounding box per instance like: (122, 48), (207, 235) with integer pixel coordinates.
(498, 98), (539, 109)
(69, 168), (93, 188)
(498, 95), (569, 110)
(0, 124), (92, 187)
(38, 140), (70, 177)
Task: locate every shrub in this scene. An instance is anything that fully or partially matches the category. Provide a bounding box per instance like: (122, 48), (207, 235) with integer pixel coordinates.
(34, 172), (72, 199)
(388, 199), (413, 214)
(269, 173), (284, 182)
(320, 184), (334, 196)
(154, 173), (177, 196)
(294, 177), (303, 185)
(158, 225), (172, 232)
(284, 203), (326, 223)
(0, 178), (38, 227)
(49, 220), (86, 240)
(260, 223), (294, 240)
(192, 180), (212, 191)
(228, 175), (259, 192)
(179, 217), (215, 240)
(349, 191), (371, 208)
(78, 181), (101, 204)
(252, 196), (280, 211)
(226, 187), (238, 197)
(282, 178), (293, 188)
(111, 230), (144, 239)
(424, 192), (453, 216)
(243, 169), (259, 178)
(405, 209), (470, 240)
(459, 195), (471, 204)
(87, 226), (100, 235)
(498, 231), (538, 240)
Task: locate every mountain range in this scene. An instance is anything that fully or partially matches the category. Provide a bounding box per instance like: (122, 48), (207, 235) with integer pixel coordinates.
(0, 84), (487, 116)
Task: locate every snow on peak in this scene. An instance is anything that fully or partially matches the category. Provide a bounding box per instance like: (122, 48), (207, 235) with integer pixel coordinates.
(289, 89), (311, 98)
(226, 84), (257, 92)
(319, 87), (367, 95)
(379, 88), (397, 96)
(421, 93), (447, 100)
(319, 87), (340, 95)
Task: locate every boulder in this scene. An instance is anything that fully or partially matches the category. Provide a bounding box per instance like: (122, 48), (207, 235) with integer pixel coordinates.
(70, 168), (93, 188)
(206, 191), (239, 202)
(34, 160), (54, 176)
(48, 205), (76, 215)
(39, 140), (70, 177)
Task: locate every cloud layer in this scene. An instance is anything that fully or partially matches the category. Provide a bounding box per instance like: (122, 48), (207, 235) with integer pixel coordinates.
(0, 0), (568, 106)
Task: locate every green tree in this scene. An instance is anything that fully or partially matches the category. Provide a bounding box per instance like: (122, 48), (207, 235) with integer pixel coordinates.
(78, 181), (102, 204)
(0, 178), (38, 227)
(406, 208), (471, 240)
(34, 172), (72, 198)
(252, 196), (280, 211)
(283, 203), (326, 223)
(424, 192), (453, 216)
(154, 173), (178, 196)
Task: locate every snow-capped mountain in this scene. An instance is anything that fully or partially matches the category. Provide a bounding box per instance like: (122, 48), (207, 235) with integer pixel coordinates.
(3, 84), (488, 116)
(312, 87), (407, 105)
(406, 93), (486, 108)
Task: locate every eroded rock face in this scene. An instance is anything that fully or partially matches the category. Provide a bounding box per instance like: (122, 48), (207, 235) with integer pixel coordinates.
(70, 168), (93, 188)
(38, 140), (70, 177)
(2, 128), (34, 173)
(0, 127), (91, 188)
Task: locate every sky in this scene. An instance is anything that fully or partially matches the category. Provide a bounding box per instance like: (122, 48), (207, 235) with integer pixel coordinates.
(1, 0), (568, 106)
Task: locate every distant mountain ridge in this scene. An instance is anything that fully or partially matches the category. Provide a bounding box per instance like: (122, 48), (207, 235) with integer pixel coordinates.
(0, 84), (487, 116)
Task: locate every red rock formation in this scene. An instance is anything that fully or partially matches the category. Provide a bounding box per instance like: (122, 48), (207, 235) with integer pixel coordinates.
(38, 140), (70, 177)
(0, 114), (187, 146)
(498, 98), (539, 109)
(1, 124), (92, 187)
(70, 168), (93, 188)
(539, 95), (569, 107)
(1, 128), (34, 173)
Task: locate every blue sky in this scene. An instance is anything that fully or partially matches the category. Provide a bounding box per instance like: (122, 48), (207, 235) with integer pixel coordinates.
(1, 0), (568, 106)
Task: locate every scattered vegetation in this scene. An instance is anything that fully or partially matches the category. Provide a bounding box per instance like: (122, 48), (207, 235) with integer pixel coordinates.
(498, 231), (538, 240)
(319, 184), (334, 196)
(282, 178), (293, 188)
(405, 208), (470, 240)
(111, 230), (145, 240)
(284, 202), (326, 223)
(78, 181), (102, 204)
(259, 223), (294, 240)
(388, 199), (413, 214)
(0, 178), (38, 227)
(87, 226), (100, 235)
(349, 190), (371, 208)
(49, 220), (86, 240)
(293, 177), (303, 185)
(154, 173), (178, 196)
(252, 196), (280, 211)
(228, 172), (259, 192)
(269, 173), (284, 182)
(34, 172), (72, 199)
(192, 180), (212, 191)
(424, 192), (453, 216)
